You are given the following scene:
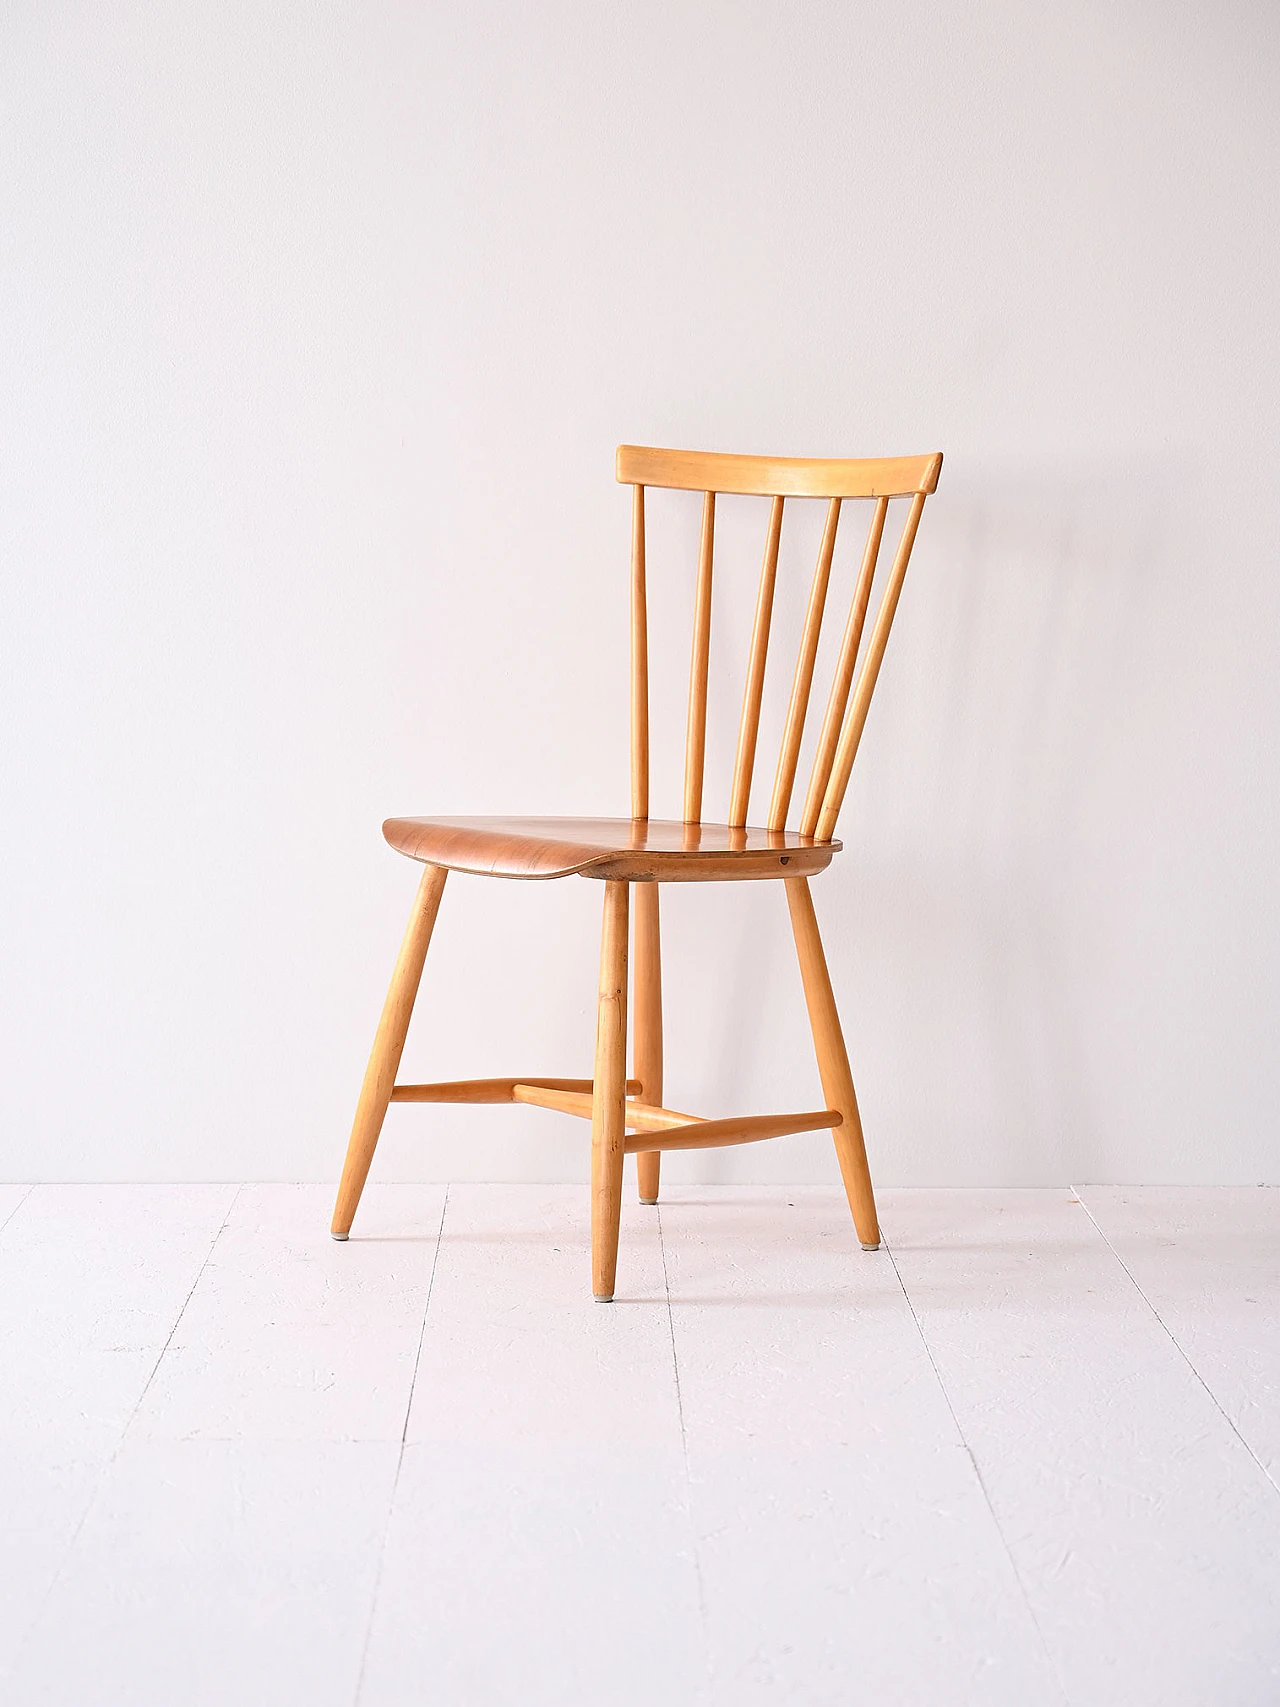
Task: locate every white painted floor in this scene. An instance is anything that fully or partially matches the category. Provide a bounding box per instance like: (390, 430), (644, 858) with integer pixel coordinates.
(0, 1183), (1277, 1706)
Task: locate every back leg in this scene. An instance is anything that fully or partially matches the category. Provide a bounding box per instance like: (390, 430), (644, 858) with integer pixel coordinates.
(784, 875), (880, 1250)
(633, 882), (663, 1204)
(331, 863), (448, 1239)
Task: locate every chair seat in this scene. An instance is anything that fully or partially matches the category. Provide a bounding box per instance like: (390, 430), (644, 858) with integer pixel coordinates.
(382, 815), (840, 882)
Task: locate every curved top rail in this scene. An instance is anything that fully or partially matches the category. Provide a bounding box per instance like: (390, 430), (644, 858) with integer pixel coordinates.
(616, 445), (942, 499)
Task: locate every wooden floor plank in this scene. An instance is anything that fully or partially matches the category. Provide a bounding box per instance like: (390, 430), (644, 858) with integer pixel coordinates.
(1076, 1185), (1280, 1489)
(361, 1183), (704, 1707)
(7, 1183), (1279, 1706)
(0, 1185), (237, 1685)
(660, 1186), (1061, 1706)
(884, 1187), (1280, 1706)
(0, 1184), (33, 1237)
(8, 1440), (398, 1707)
(132, 1184), (447, 1443)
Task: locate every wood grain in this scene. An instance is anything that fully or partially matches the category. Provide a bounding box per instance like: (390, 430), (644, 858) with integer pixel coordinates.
(510, 1083), (657, 1121)
(684, 491), (716, 824)
(630, 483), (649, 819)
(511, 1087), (692, 1130)
(617, 445), (943, 499)
(632, 882), (663, 1203)
(786, 875), (879, 1248)
(331, 863), (447, 1238)
(623, 1108), (841, 1153)
(392, 1077), (641, 1104)
(590, 881), (629, 1301)
(382, 815), (838, 882)
(509, 1083), (840, 1156)
(799, 497), (887, 837)
(769, 497), (841, 831)
(729, 495), (784, 828)
(816, 490), (928, 841)
(338, 441), (945, 1295)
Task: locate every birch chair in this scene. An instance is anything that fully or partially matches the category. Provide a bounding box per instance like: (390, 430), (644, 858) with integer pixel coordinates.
(331, 445), (944, 1300)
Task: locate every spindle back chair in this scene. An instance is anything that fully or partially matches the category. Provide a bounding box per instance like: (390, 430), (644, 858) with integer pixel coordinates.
(331, 444), (943, 1299)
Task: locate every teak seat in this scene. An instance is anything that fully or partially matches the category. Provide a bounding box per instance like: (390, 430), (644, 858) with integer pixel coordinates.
(332, 443), (944, 1299)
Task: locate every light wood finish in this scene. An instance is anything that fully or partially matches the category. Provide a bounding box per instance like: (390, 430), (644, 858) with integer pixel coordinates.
(512, 1086), (686, 1129)
(816, 490), (928, 841)
(624, 1108), (841, 1153)
(393, 1077), (642, 1104)
(331, 863), (447, 1239)
(769, 497), (841, 831)
(511, 1084), (598, 1118)
(513, 1083), (840, 1153)
(632, 882), (663, 1203)
(631, 484), (649, 819)
(621, 1098), (699, 1132)
(785, 876), (879, 1248)
(589, 847), (830, 883)
(729, 495), (785, 827)
(590, 881), (629, 1301)
(337, 442), (943, 1295)
(617, 444), (943, 499)
(683, 492), (716, 824)
(382, 815), (836, 882)
(799, 497), (887, 837)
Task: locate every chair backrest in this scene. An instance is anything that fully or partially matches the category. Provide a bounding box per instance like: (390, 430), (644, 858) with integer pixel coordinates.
(616, 445), (943, 840)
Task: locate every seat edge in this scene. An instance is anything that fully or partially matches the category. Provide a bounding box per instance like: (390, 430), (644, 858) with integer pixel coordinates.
(382, 817), (606, 879)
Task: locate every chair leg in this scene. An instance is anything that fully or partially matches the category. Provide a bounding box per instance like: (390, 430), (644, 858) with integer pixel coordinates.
(331, 863), (448, 1239)
(591, 880), (630, 1300)
(785, 876), (881, 1250)
(632, 882), (663, 1205)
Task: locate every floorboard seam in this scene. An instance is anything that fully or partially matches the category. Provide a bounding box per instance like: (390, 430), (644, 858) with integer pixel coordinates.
(656, 1204), (711, 1691)
(0, 1183), (34, 1240)
(353, 1182), (451, 1707)
(883, 1233), (1071, 1707)
(120, 1184), (245, 1444)
(5, 1183), (243, 1683)
(1072, 1186), (1280, 1502)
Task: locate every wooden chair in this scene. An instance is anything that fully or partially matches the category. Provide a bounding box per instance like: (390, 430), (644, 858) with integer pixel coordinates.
(331, 445), (944, 1299)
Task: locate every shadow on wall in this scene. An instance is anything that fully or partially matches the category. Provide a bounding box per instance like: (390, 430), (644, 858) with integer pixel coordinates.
(695, 453), (1198, 1186)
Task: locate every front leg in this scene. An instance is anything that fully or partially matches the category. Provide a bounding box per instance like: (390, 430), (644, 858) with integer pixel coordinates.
(332, 862), (448, 1239)
(591, 880), (630, 1300)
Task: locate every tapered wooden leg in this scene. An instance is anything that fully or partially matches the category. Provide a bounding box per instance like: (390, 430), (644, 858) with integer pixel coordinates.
(591, 880), (630, 1300)
(785, 876), (880, 1250)
(633, 882), (663, 1204)
(331, 863), (448, 1239)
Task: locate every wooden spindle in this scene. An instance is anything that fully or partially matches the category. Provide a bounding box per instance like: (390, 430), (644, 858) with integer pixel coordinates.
(768, 497), (841, 831)
(815, 491), (928, 841)
(630, 485), (649, 820)
(683, 492), (716, 823)
(729, 495), (785, 828)
(799, 497), (888, 837)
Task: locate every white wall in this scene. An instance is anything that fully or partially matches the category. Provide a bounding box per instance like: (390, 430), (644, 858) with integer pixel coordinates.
(2, 2), (1277, 1186)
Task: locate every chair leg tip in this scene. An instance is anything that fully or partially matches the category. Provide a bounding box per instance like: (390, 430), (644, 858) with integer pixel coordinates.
(639, 1197), (658, 1206)
(593, 1293), (615, 1304)
(860, 1240), (880, 1252)
(331, 1231), (350, 1242)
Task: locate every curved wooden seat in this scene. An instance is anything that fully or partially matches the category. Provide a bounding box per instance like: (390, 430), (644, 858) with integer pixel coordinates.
(381, 814), (839, 882)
